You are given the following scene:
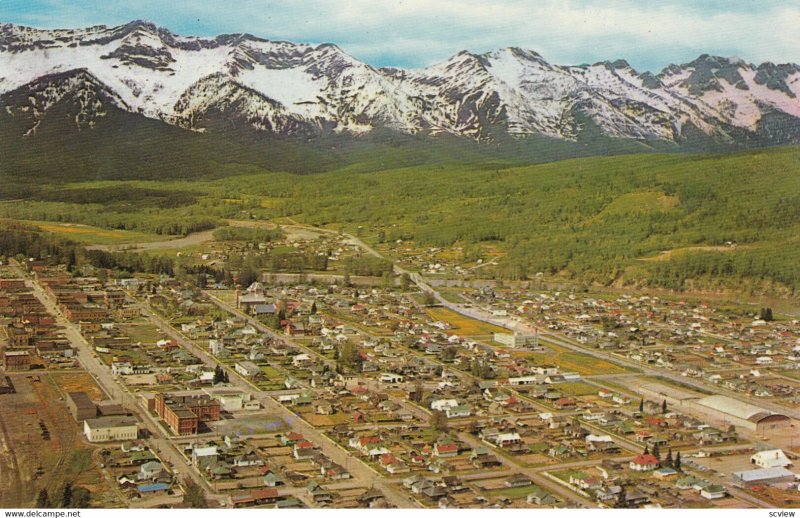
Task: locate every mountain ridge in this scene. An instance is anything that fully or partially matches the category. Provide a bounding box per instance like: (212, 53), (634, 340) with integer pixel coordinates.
(1, 20), (799, 147)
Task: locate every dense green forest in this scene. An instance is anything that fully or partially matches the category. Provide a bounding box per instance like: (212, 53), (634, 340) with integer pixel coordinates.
(0, 145), (798, 296)
(214, 146), (800, 294)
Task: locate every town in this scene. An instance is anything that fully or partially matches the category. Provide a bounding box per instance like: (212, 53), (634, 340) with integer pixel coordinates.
(1, 221), (799, 510)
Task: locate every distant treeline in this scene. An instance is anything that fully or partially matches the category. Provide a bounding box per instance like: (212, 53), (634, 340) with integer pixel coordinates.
(213, 226), (284, 243)
(0, 225), (175, 275)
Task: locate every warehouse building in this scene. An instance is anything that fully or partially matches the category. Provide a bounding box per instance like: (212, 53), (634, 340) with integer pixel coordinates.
(733, 467), (796, 488)
(695, 395), (791, 434)
(84, 416), (138, 442)
(66, 391), (97, 422)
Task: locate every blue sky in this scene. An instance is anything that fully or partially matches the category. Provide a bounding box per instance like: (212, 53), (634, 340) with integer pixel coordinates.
(2, 0), (798, 71)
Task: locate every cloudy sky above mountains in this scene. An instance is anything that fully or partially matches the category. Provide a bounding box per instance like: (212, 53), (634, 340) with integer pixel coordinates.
(3, 0), (798, 72)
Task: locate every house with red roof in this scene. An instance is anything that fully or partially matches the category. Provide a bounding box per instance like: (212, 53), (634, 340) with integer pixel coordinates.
(629, 453), (660, 472)
(433, 442), (459, 458)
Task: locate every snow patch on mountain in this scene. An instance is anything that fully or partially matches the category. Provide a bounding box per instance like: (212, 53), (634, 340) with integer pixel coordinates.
(1, 21), (799, 145)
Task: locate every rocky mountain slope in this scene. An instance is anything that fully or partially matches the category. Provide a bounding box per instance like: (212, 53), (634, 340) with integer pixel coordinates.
(2, 20), (799, 146)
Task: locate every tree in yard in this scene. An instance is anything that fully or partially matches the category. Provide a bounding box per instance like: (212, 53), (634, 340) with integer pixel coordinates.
(36, 489), (49, 508)
(759, 307), (774, 321)
(310, 301), (317, 315)
(213, 366), (229, 384)
(643, 445), (649, 455)
(430, 410), (449, 432)
(423, 291), (436, 306)
(336, 341), (362, 373)
(652, 442), (661, 462)
(182, 479), (208, 508)
(410, 381), (424, 403)
(400, 273), (411, 291)
(674, 451), (682, 472)
(661, 399), (667, 414)
(639, 399), (644, 412)
(665, 448), (674, 468)
(238, 266), (259, 288)
(440, 347), (457, 362)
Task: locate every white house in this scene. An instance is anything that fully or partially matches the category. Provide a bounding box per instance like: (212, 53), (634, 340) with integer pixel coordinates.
(380, 373), (404, 384)
(191, 444), (218, 465)
(494, 432), (521, 447)
(430, 399), (459, 411)
(751, 449), (792, 469)
(235, 361), (261, 378)
(292, 354), (311, 367)
(445, 405), (471, 418)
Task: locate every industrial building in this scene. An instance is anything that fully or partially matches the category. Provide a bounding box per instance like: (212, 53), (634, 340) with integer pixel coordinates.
(695, 395), (792, 434)
(733, 467), (796, 488)
(84, 416), (138, 442)
(66, 391), (97, 422)
(637, 382), (792, 435)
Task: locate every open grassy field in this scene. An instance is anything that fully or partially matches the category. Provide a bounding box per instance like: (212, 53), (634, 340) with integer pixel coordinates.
(49, 372), (107, 401)
(424, 307), (508, 336)
(534, 342), (632, 375)
(0, 218), (163, 246)
(119, 321), (165, 345)
(553, 381), (600, 396)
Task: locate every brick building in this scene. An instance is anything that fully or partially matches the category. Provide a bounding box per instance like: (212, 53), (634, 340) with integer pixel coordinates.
(2, 350), (31, 371)
(154, 393), (220, 436)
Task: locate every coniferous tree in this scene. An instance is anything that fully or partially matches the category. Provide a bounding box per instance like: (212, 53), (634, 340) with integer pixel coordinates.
(60, 483), (73, 508)
(182, 479), (207, 508)
(36, 489), (49, 508)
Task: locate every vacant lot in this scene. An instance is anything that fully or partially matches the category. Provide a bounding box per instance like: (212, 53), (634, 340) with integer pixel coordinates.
(533, 342), (631, 376)
(50, 372), (107, 401)
(425, 307), (507, 336)
(0, 218), (162, 246)
(0, 374), (118, 508)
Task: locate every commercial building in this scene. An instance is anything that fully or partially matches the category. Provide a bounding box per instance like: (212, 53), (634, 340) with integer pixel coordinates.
(2, 350), (31, 371)
(66, 391), (97, 422)
(84, 416), (138, 442)
(493, 332), (539, 348)
(154, 393), (220, 436)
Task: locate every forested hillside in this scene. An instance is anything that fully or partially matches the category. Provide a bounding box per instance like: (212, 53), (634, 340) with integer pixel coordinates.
(0, 146), (797, 296)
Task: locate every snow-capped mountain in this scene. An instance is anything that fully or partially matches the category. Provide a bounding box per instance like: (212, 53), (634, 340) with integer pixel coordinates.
(2, 20), (799, 145)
